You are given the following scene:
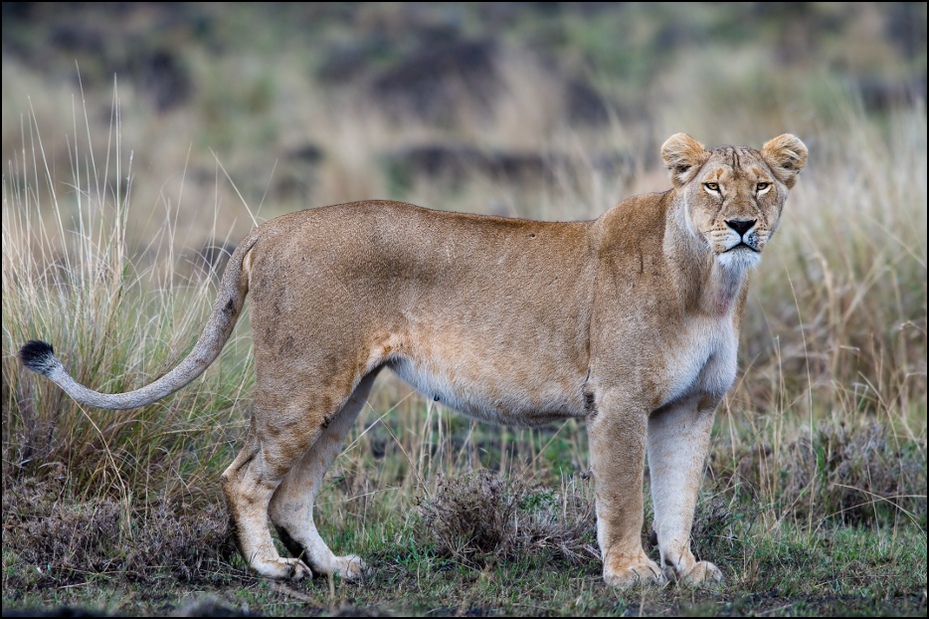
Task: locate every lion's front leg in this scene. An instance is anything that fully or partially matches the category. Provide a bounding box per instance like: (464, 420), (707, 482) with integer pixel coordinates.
(588, 398), (664, 587)
(647, 396), (723, 586)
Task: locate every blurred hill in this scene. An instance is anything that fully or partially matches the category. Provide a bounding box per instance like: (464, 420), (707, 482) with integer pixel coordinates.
(1, 2), (926, 240)
(3, 3), (925, 114)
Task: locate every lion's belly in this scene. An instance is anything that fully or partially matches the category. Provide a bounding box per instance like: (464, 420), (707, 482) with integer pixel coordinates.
(387, 356), (588, 426)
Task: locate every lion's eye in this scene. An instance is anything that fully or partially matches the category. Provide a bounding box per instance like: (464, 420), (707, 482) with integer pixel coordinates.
(704, 182), (720, 192)
(756, 182), (770, 192)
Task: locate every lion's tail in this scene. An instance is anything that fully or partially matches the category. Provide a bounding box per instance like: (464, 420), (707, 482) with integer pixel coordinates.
(18, 232), (261, 411)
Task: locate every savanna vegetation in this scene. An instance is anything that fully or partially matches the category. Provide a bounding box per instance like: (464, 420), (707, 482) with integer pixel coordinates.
(2, 3), (926, 616)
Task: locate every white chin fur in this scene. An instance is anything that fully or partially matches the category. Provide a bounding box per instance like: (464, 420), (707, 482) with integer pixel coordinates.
(718, 248), (761, 271)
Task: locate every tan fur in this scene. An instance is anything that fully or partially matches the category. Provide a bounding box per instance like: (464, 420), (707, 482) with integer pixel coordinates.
(19, 133), (807, 587)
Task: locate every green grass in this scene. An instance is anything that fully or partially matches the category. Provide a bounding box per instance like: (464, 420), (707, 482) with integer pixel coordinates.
(3, 504), (924, 616)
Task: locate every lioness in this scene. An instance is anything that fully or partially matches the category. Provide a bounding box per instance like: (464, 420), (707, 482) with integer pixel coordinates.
(19, 133), (806, 587)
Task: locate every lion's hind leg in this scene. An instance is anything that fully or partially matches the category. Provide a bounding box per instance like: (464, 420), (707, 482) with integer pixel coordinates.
(221, 412), (317, 581)
(267, 370), (380, 580)
(222, 365), (372, 581)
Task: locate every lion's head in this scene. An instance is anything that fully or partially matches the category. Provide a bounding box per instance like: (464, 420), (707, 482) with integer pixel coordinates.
(661, 133), (808, 271)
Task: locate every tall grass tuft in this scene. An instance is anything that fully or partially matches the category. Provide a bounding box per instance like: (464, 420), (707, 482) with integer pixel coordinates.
(2, 94), (251, 507)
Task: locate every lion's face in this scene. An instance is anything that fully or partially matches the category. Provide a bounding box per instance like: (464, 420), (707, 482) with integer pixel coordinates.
(661, 133), (808, 271)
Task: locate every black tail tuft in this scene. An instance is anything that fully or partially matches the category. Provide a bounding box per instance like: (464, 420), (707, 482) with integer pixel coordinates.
(18, 340), (58, 376)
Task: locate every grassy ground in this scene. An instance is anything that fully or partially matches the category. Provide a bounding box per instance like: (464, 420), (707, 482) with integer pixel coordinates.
(2, 3), (926, 616)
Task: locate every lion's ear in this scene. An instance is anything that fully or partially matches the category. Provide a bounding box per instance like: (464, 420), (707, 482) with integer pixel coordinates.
(761, 134), (808, 189)
(661, 133), (708, 187)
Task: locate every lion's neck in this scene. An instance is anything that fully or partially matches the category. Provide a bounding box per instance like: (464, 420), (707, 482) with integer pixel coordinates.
(706, 262), (748, 315)
(664, 196), (749, 318)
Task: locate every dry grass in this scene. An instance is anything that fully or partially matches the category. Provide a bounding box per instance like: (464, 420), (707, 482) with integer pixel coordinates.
(1, 466), (235, 586)
(418, 470), (597, 569)
(1, 93), (253, 507)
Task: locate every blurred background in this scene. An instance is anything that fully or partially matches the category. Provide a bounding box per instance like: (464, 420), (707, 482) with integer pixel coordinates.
(2, 2), (925, 239)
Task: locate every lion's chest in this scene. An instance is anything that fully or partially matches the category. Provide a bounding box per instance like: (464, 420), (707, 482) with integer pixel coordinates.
(657, 316), (738, 407)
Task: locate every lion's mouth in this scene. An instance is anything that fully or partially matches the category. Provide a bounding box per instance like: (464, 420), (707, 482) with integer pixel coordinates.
(723, 242), (759, 253)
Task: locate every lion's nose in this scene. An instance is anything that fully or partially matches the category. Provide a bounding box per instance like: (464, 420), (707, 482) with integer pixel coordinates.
(726, 219), (756, 236)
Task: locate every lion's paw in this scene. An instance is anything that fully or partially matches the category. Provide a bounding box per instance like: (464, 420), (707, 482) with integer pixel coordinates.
(603, 554), (666, 588)
(254, 556), (313, 581)
(665, 560), (723, 587)
(332, 554), (367, 580)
